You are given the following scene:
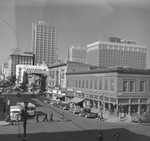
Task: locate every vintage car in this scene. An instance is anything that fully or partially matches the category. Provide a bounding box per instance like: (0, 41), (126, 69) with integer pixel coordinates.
(132, 112), (150, 123)
(79, 107), (98, 118)
(69, 105), (81, 114)
(60, 102), (70, 110)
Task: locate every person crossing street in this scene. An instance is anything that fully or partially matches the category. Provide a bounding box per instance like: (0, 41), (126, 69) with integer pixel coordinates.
(49, 112), (53, 122)
(43, 112), (48, 122)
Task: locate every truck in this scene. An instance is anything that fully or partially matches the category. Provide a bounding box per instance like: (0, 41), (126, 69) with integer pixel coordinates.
(10, 106), (21, 121)
(16, 102), (36, 116)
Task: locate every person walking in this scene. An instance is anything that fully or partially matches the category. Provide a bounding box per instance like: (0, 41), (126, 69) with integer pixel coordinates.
(49, 112), (53, 122)
(61, 113), (64, 121)
(36, 113), (39, 123)
(43, 112), (48, 122)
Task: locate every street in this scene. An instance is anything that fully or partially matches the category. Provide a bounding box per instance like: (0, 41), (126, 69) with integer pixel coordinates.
(0, 95), (150, 141)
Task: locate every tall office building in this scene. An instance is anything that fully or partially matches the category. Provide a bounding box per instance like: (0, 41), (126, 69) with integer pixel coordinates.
(68, 46), (87, 64)
(31, 21), (57, 66)
(87, 37), (146, 69)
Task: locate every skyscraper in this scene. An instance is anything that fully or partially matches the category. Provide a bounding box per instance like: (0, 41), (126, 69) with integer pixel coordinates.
(68, 46), (87, 64)
(87, 38), (146, 69)
(31, 21), (57, 66)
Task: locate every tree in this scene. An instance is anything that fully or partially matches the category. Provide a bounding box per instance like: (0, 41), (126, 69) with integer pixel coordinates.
(40, 74), (47, 94)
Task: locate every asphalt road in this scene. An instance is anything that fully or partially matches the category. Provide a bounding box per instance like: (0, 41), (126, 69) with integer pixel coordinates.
(0, 94), (150, 141)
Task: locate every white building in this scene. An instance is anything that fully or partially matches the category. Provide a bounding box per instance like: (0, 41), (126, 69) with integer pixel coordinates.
(16, 63), (48, 84)
(87, 38), (146, 69)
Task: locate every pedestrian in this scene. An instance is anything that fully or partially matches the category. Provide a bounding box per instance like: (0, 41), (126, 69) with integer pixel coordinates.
(97, 130), (104, 141)
(15, 114), (19, 125)
(43, 112), (48, 122)
(61, 113), (64, 121)
(36, 113), (39, 123)
(49, 112), (53, 122)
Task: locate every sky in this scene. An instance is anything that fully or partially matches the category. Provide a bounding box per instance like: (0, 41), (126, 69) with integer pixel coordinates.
(0, 0), (150, 68)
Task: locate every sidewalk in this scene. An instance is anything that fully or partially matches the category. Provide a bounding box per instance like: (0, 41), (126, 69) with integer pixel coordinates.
(104, 115), (132, 123)
(0, 121), (10, 126)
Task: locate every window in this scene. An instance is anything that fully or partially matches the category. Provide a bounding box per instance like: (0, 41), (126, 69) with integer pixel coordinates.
(110, 79), (115, 91)
(90, 79), (93, 89)
(79, 79), (81, 88)
(130, 81), (135, 93)
(123, 81), (128, 92)
(86, 79), (88, 89)
(82, 79), (84, 88)
(104, 79), (108, 91)
(95, 79), (97, 89)
(75, 80), (77, 87)
(99, 79), (102, 90)
(140, 81), (145, 93)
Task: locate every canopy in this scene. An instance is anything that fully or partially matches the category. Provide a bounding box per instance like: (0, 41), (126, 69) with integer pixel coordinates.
(66, 91), (74, 98)
(70, 97), (84, 104)
(56, 94), (65, 98)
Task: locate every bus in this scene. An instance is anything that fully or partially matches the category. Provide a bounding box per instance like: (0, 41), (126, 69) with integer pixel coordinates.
(16, 102), (36, 116)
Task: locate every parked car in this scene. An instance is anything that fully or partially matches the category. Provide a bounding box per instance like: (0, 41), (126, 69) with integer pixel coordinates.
(69, 105), (81, 114)
(16, 92), (21, 97)
(60, 102), (70, 110)
(132, 112), (150, 123)
(79, 107), (98, 118)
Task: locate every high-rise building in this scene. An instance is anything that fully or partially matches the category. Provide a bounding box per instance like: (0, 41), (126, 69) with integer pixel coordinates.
(31, 21), (57, 66)
(87, 38), (146, 69)
(68, 46), (87, 64)
(8, 48), (34, 76)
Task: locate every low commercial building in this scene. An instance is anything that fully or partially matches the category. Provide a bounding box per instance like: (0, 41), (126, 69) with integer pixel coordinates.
(48, 61), (91, 101)
(66, 67), (150, 116)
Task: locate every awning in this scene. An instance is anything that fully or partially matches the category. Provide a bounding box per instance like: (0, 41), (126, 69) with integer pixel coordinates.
(70, 97), (84, 104)
(56, 94), (65, 98)
(66, 91), (74, 98)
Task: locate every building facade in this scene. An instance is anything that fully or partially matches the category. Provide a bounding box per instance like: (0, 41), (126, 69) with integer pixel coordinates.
(87, 38), (146, 69)
(68, 46), (87, 64)
(66, 67), (150, 116)
(31, 21), (57, 66)
(8, 48), (34, 76)
(48, 61), (91, 100)
(1, 62), (9, 80)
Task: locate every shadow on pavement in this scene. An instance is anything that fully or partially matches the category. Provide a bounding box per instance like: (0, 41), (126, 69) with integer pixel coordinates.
(0, 128), (150, 141)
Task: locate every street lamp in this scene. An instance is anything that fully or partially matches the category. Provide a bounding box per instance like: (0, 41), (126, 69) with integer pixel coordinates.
(22, 100), (28, 141)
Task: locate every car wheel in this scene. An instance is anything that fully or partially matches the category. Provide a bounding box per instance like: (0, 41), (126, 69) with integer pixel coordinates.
(137, 119), (142, 123)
